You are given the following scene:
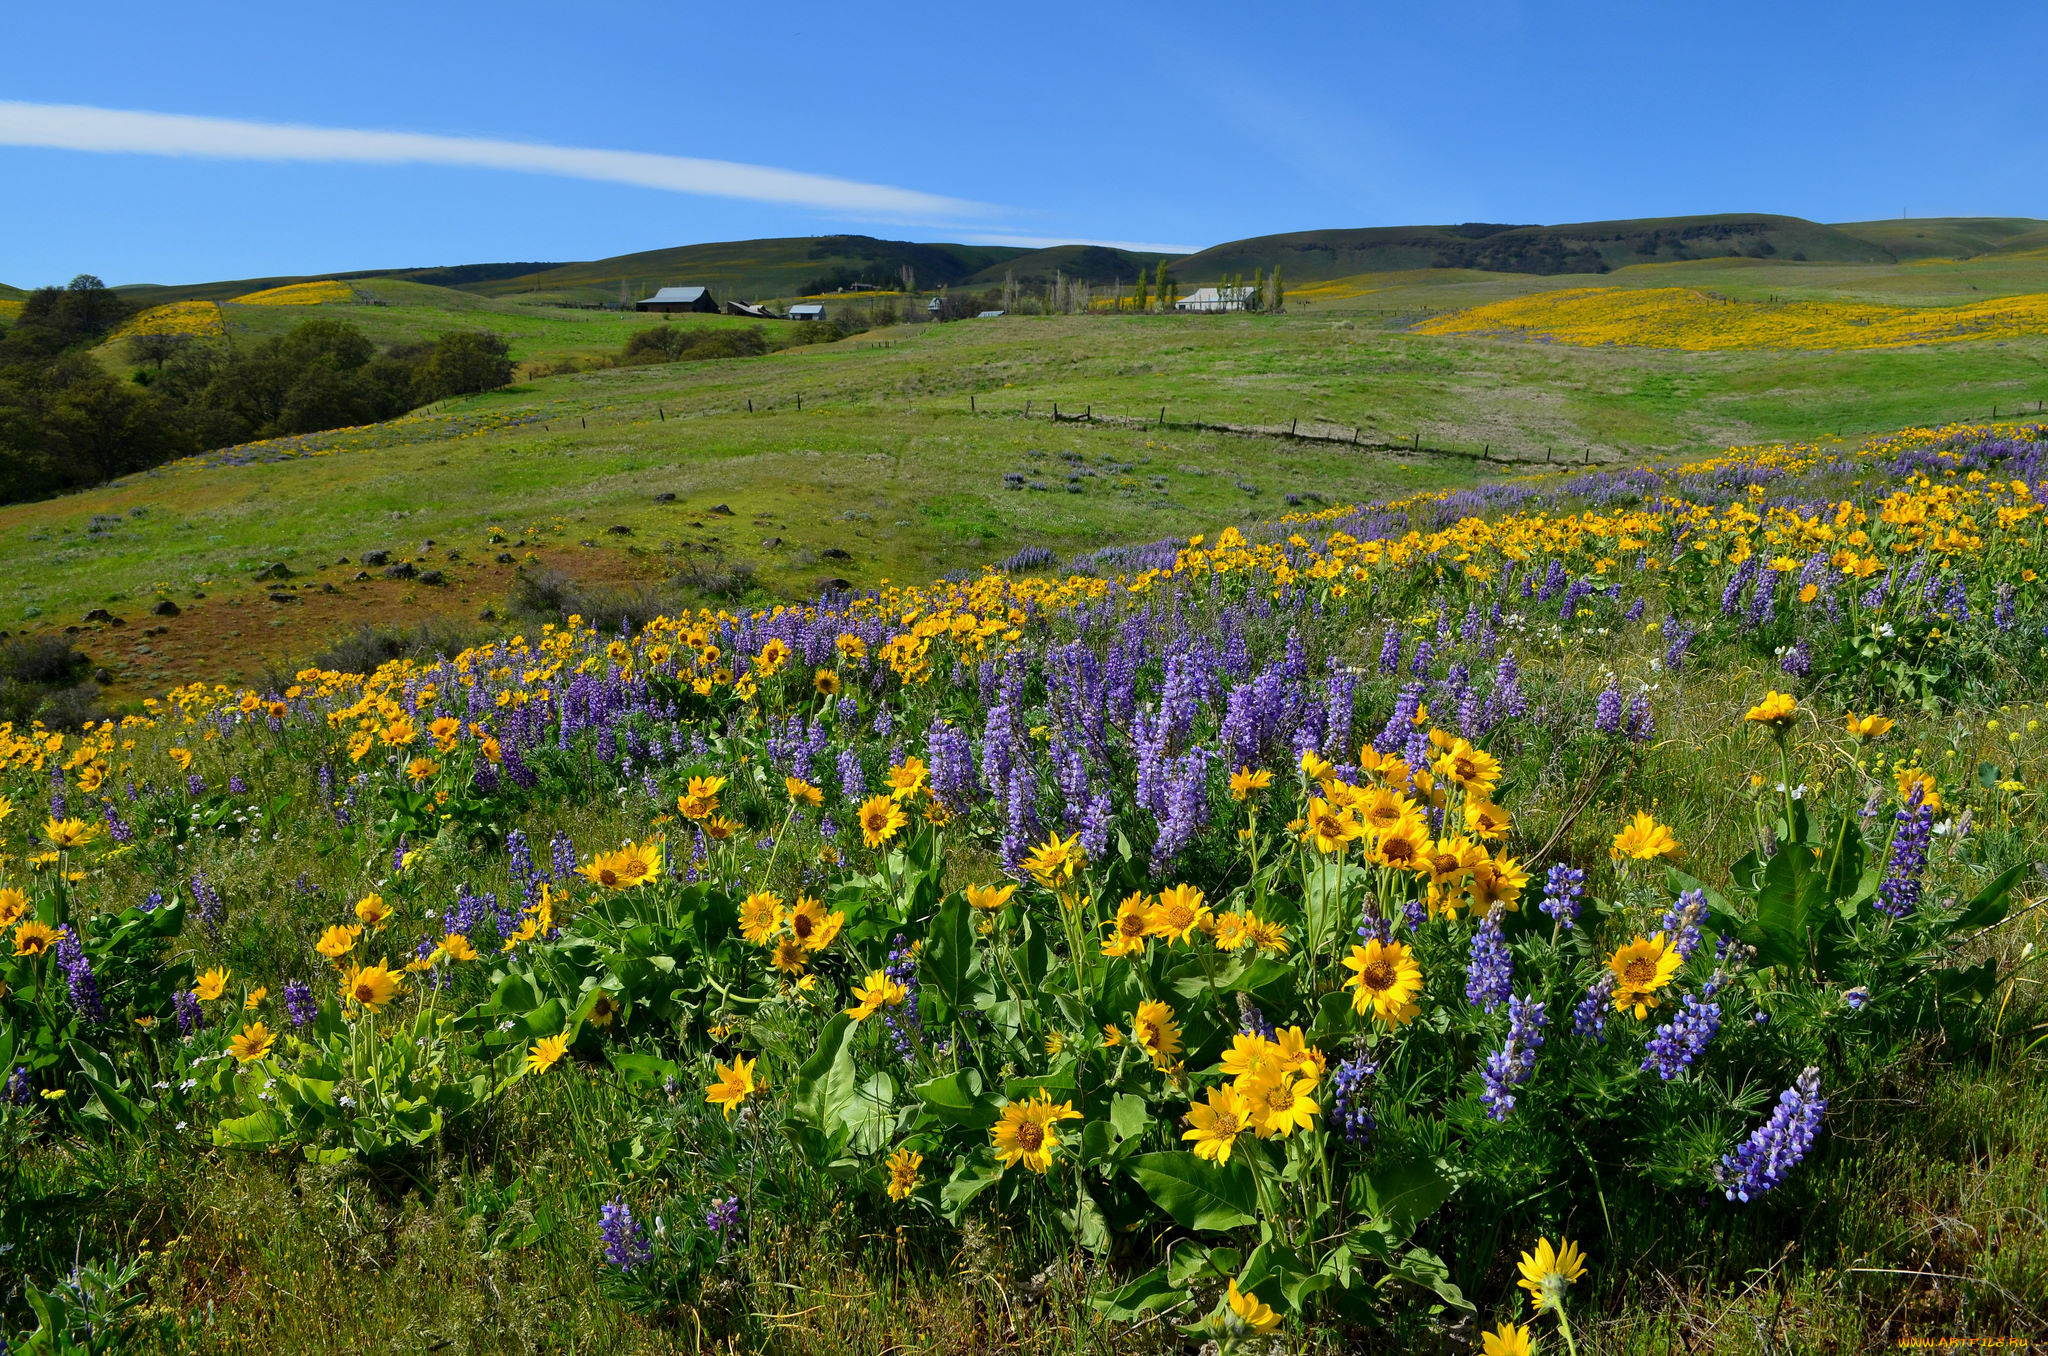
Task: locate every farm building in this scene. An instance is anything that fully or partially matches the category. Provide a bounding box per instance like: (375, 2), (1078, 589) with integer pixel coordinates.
(788, 303), (826, 321)
(1173, 286), (1256, 314)
(635, 286), (717, 314)
(723, 300), (781, 320)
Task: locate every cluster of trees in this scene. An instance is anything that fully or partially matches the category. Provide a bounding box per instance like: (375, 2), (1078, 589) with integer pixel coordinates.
(0, 276), (514, 505)
(617, 313), (873, 366)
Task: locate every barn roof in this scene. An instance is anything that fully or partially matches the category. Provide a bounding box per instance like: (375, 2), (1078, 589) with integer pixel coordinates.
(641, 286), (710, 303)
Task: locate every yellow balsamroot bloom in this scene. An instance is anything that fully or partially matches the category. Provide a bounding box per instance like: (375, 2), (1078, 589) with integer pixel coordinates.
(244, 987), (267, 1010)
(1101, 892), (1152, 957)
(1300, 797), (1364, 854)
(739, 891), (783, 945)
(812, 667), (842, 696)
(1516, 1236), (1588, 1313)
(1182, 1084), (1252, 1163)
(990, 1092), (1081, 1173)
(43, 817), (101, 850)
(0, 887), (31, 930)
(405, 756), (440, 783)
(1244, 1070), (1320, 1139)
(1132, 998), (1182, 1069)
(1229, 766), (1273, 801)
(965, 882), (1017, 912)
(167, 748), (193, 772)
(1147, 884), (1212, 945)
(784, 776), (824, 807)
(847, 969), (908, 1020)
(1226, 1277), (1281, 1334)
(1470, 854), (1532, 914)
(1607, 934), (1682, 1018)
(525, 1033), (569, 1076)
(886, 1146), (923, 1201)
(1481, 1320), (1535, 1356)
(677, 775), (727, 820)
(580, 840), (664, 889)
(770, 937), (810, 975)
(13, 919), (61, 958)
(1244, 914), (1290, 955)
(354, 893), (392, 929)
(1844, 712), (1895, 739)
(429, 715), (461, 750)
(230, 1021), (276, 1064)
(1610, 811), (1681, 861)
(316, 923), (362, 963)
(1021, 831), (1085, 891)
(342, 962), (401, 1010)
(1465, 800), (1511, 840)
(1896, 766), (1942, 811)
(1211, 910), (1251, 951)
(193, 967), (230, 1001)
(858, 794), (908, 848)
(786, 895), (845, 952)
(587, 993), (622, 1027)
(705, 1055), (760, 1118)
(1433, 737), (1502, 795)
(1744, 689), (1800, 730)
(886, 756), (929, 801)
(1372, 816), (1433, 873)
(1344, 940), (1423, 1025)
(438, 933), (480, 963)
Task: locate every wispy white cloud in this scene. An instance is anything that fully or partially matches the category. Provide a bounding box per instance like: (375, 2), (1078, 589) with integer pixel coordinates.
(0, 100), (986, 220)
(953, 231), (1199, 256)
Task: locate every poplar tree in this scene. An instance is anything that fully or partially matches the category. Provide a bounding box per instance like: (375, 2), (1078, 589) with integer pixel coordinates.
(1251, 266), (1265, 313)
(1271, 265), (1284, 313)
(1133, 269), (1149, 312)
(1155, 260), (1172, 312)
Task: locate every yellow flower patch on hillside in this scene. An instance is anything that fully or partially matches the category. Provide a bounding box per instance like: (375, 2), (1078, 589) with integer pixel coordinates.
(112, 301), (227, 339)
(1415, 285), (2048, 351)
(231, 279), (356, 305)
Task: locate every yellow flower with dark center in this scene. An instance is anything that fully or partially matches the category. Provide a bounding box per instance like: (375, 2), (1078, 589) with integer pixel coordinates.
(1896, 766), (1942, 810)
(316, 923), (362, 963)
(785, 776), (824, 807)
(754, 638), (791, 675)
(1844, 712), (1895, 740)
(858, 794), (908, 848)
(1610, 811), (1681, 862)
(1133, 998), (1182, 1069)
(676, 775), (727, 821)
(193, 966), (230, 1001)
(1470, 854), (1532, 913)
(990, 1092), (1081, 1173)
(439, 933), (479, 963)
(1271, 1025), (1325, 1081)
(702, 814), (739, 841)
(1226, 1278), (1280, 1334)
(429, 716), (461, 750)
(705, 1055), (759, 1118)
(405, 756), (440, 783)
(168, 748), (193, 772)
(886, 757), (929, 801)
(1465, 800), (1512, 840)
(1245, 914), (1291, 955)
(1299, 750), (1335, 781)
(1229, 767), (1273, 802)
(787, 895), (845, 952)
(966, 883), (1017, 912)
(587, 992), (621, 1027)
(1021, 831), (1084, 890)
(813, 667), (842, 696)
(1607, 935), (1682, 1019)
(12, 919), (60, 958)
(354, 893), (392, 929)
(42, 817), (100, 851)
(1146, 885), (1211, 945)
(1516, 1236), (1587, 1313)
(770, 937), (810, 975)
(1344, 940), (1423, 1025)
(1101, 892), (1152, 957)
(1182, 1084), (1251, 1163)
(230, 1021), (276, 1064)
(579, 840), (662, 889)
(244, 986), (267, 1010)
(0, 887), (29, 931)
(1743, 690), (1799, 730)
(1300, 797), (1363, 854)
(342, 962), (401, 1010)
(1359, 787), (1417, 837)
(1422, 835), (1484, 887)
(1371, 816), (1432, 873)
(1482, 1321), (1534, 1356)
(739, 891), (783, 945)
(1432, 737), (1501, 794)
(525, 1033), (569, 1076)
(847, 969), (909, 1020)
(1243, 1070), (1320, 1139)
(1211, 910), (1251, 951)
(1219, 1032), (1285, 1087)
(886, 1146), (924, 1201)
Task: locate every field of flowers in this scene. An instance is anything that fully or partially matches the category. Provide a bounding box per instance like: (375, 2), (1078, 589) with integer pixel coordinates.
(2, 419), (2046, 1351)
(227, 280), (358, 306)
(108, 301), (227, 341)
(1417, 285), (2048, 351)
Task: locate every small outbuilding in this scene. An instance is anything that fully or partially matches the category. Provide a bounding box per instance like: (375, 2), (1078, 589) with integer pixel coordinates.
(636, 286), (717, 314)
(1173, 286), (1254, 314)
(723, 300), (781, 320)
(977, 310), (1007, 319)
(788, 303), (826, 321)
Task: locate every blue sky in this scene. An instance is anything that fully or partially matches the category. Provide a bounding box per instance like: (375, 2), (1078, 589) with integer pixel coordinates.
(3, 0), (2044, 288)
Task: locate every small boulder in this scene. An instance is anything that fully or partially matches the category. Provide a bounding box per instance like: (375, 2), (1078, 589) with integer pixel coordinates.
(708, 504), (734, 516)
(418, 569), (447, 586)
(352, 571), (370, 582)
(819, 576), (853, 593)
(82, 608), (115, 623)
(761, 537), (782, 548)
(606, 524), (633, 535)
(254, 562), (293, 581)
(495, 552), (516, 564)
(820, 547), (852, 560)
(360, 549), (391, 567)
(266, 591), (298, 604)
(653, 492), (677, 503)
(382, 562), (419, 580)
(151, 599), (181, 618)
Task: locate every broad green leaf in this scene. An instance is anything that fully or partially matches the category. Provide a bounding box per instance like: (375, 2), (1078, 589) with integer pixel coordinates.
(1109, 1092), (1148, 1143)
(919, 892), (980, 1010)
(790, 1012), (861, 1134)
(1946, 862), (2025, 935)
(1127, 1150), (1258, 1232)
(1092, 1265), (1180, 1321)
(911, 1068), (997, 1128)
(1356, 1155), (1457, 1239)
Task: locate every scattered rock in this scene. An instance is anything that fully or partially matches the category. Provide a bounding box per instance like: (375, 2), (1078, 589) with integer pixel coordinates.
(336, 555), (351, 565)
(64, 625), (81, 635)
(382, 562), (419, 580)
(93, 667), (111, 684)
(267, 591), (298, 604)
(819, 577), (853, 593)
(606, 525), (633, 535)
(478, 607), (499, 621)
(420, 538), (436, 548)
(190, 591), (206, 600)
(761, 537), (782, 548)
(352, 571), (370, 582)
(82, 608), (114, 623)
(322, 583), (339, 594)
(417, 569), (447, 586)
(579, 539), (598, 548)
(708, 504), (734, 516)
(360, 549), (390, 567)
(253, 562), (293, 581)
(653, 492), (676, 503)
(821, 547), (852, 560)
(495, 552), (516, 564)
(444, 549), (462, 561)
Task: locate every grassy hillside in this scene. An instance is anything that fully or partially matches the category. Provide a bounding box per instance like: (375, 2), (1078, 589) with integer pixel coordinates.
(959, 243), (1173, 289)
(1830, 216), (2047, 259)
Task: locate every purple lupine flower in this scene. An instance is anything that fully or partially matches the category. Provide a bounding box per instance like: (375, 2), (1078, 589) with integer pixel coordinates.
(142, 890), (163, 913)
(1479, 997), (1547, 1122)
(1328, 1054), (1379, 1145)
(1717, 1067), (1825, 1202)
(1876, 784), (1934, 919)
(506, 828), (535, 883)
(1943, 580), (1969, 622)
(283, 979), (317, 1027)
(1236, 996), (1277, 1042)
(1378, 625), (1402, 674)
(1594, 682), (1624, 735)
(1539, 864), (1584, 930)
(881, 933), (923, 1061)
(1663, 621), (1696, 672)
(600, 1195), (652, 1271)
(837, 746), (868, 800)
(705, 1195), (742, 1236)
(1465, 907), (1512, 1013)
(4, 1065), (32, 1106)
(1641, 988), (1722, 1080)
(173, 988), (204, 1035)
(1994, 584), (2015, 631)
(186, 773), (205, 797)
(550, 831), (576, 881)
(228, 774), (248, 796)
(1779, 639), (1811, 678)
(929, 721), (978, 811)
(1410, 639), (1435, 677)
(1624, 597), (1646, 623)
(1661, 890), (1705, 960)
(1573, 972), (1617, 1042)
(190, 873), (224, 931)
(1626, 690), (1655, 743)
(1843, 986), (1869, 1011)
(1744, 572), (1778, 630)
(56, 928), (105, 1023)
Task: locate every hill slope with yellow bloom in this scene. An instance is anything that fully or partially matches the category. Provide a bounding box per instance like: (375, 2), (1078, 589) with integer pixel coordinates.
(1416, 285), (2048, 351)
